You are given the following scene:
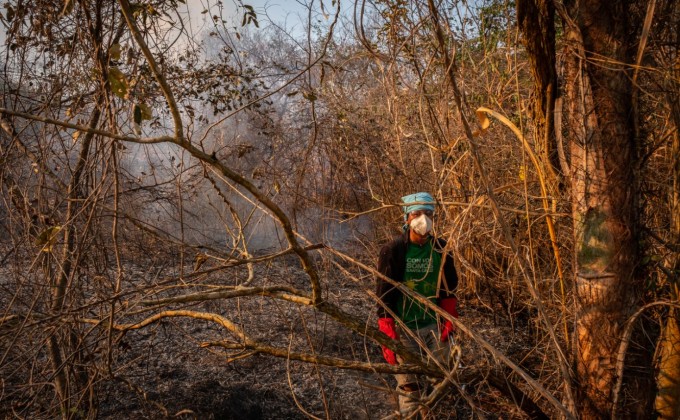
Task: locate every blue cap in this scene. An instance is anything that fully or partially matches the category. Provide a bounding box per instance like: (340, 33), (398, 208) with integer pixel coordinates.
(401, 192), (435, 220)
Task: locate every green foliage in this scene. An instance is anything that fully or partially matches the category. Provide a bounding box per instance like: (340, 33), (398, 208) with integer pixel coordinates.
(109, 43), (122, 61)
(35, 226), (62, 252)
(477, 0), (516, 51)
(108, 67), (128, 98)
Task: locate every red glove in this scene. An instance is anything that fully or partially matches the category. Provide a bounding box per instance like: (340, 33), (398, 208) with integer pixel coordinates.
(439, 297), (459, 342)
(378, 317), (399, 365)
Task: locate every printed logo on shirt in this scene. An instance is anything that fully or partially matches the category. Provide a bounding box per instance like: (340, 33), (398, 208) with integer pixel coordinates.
(406, 257), (432, 277)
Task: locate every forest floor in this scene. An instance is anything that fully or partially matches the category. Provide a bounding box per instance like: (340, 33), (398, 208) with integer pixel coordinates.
(1, 250), (554, 419)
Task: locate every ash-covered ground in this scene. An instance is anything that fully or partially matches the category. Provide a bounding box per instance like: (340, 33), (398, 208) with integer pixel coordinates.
(1, 250), (553, 419)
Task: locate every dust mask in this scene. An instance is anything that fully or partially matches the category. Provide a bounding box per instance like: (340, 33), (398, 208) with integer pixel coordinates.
(410, 214), (432, 236)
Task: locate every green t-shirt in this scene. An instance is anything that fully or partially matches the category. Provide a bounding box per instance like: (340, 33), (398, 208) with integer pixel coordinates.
(397, 238), (442, 329)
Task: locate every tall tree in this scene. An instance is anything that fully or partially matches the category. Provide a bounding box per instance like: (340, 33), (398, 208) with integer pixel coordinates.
(655, 60), (680, 419)
(556, 1), (650, 417)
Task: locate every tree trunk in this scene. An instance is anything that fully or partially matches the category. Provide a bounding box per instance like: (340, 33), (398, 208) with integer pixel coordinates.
(559, 0), (652, 417)
(516, 0), (560, 185)
(48, 103), (101, 418)
(656, 311), (680, 419)
(655, 91), (680, 419)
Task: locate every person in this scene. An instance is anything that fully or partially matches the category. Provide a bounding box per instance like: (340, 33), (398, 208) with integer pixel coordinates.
(376, 192), (459, 415)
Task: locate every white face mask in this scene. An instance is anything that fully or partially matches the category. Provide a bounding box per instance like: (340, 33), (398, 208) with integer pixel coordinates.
(410, 214), (433, 236)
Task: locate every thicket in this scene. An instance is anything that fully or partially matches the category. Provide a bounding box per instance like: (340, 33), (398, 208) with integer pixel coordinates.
(0, 0), (678, 418)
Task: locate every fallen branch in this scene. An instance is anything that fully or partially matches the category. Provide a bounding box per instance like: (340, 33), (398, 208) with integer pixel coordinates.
(201, 340), (429, 375)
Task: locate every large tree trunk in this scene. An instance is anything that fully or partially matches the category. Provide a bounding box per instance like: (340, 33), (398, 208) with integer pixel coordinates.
(655, 90), (680, 419)
(657, 311), (680, 419)
(559, 0), (652, 417)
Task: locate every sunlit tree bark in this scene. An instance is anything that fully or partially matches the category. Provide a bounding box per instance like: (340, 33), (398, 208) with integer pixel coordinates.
(557, 1), (652, 417)
(655, 89), (680, 419)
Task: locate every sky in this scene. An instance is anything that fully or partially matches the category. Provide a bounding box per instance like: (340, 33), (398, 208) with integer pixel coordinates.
(0, 1), (340, 47)
(181, 0), (339, 39)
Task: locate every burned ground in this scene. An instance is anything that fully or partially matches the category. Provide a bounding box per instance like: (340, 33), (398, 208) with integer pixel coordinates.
(0, 246), (555, 419)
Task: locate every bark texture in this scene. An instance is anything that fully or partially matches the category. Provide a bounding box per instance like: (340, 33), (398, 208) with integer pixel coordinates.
(560, 0), (651, 417)
(655, 91), (680, 419)
(656, 312), (680, 419)
(516, 0), (560, 184)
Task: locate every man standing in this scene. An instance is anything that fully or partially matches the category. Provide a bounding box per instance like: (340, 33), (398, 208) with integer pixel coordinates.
(376, 192), (459, 414)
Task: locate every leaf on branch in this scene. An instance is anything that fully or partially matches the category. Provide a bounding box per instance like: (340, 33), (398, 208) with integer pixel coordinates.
(302, 91), (317, 102)
(108, 67), (128, 99)
(4, 5), (14, 23)
(72, 130), (80, 142)
(241, 5), (258, 27)
(132, 4), (143, 19)
(473, 108), (491, 137)
(133, 104), (142, 125)
(139, 103), (153, 120)
(35, 226), (62, 252)
(109, 43), (122, 61)
(132, 103), (153, 133)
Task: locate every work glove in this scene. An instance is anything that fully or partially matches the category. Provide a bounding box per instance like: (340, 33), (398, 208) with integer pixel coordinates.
(439, 297), (459, 342)
(378, 317), (399, 365)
